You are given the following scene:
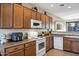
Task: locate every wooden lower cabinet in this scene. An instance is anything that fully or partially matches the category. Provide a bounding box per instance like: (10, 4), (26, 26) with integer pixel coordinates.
(63, 37), (72, 52)
(72, 41), (79, 53)
(50, 36), (53, 49)
(46, 35), (53, 52)
(64, 37), (79, 54)
(25, 45), (36, 56)
(46, 37), (50, 52)
(5, 41), (36, 56)
(24, 41), (36, 56)
(6, 49), (24, 56)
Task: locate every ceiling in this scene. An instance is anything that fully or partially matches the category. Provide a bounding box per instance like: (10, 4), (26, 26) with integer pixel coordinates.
(30, 3), (79, 20)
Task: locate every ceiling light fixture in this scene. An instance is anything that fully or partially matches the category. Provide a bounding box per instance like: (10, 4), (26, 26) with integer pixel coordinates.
(50, 4), (54, 7)
(68, 6), (71, 8)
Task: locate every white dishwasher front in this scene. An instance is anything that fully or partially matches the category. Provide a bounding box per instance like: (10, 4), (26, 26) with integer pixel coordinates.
(54, 36), (63, 50)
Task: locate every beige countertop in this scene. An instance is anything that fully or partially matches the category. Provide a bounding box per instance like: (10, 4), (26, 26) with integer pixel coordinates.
(52, 32), (79, 41)
(0, 39), (36, 48)
(52, 31), (79, 36)
(64, 36), (79, 38)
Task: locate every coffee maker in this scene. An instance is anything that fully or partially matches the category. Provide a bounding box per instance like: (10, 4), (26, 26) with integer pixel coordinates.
(11, 32), (23, 42)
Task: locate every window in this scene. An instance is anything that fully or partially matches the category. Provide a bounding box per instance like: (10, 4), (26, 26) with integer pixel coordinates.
(67, 22), (79, 31)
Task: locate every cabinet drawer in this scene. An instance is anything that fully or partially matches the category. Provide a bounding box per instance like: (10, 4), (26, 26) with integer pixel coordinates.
(5, 44), (24, 54)
(6, 49), (24, 56)
(25, 41), (36, 47)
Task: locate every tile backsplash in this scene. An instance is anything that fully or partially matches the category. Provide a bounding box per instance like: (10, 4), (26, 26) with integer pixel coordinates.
(0, 29), (47, 39)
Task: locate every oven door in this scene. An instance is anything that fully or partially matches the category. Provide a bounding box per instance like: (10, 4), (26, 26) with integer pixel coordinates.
(31, 19), (42, 28)
(36, 39), (46, 55)
(38, 42), (45, 51)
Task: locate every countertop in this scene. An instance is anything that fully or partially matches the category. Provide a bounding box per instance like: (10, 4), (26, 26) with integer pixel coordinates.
(0, 39), (36, 48)
(52, 31), (79, 36)
(52, 31), (79, 41)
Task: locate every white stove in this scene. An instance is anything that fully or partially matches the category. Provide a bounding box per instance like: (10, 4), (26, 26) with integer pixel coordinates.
(36, 37), (46, 56)
(28, 31), (46, 56)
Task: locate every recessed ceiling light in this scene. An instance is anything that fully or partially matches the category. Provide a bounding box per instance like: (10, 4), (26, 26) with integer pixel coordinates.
(50, 4), (54, 7)
(68, 6), (71, 8)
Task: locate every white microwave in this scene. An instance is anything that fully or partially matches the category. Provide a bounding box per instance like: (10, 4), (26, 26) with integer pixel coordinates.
(31, 19), (42, 28)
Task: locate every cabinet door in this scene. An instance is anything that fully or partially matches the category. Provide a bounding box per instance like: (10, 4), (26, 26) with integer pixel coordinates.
(36, 12), (41, 20)
(46, 37), (50, 52)
(24, 7), (31, 28)
(50, 36), (53, 49)
(13, 4), (23, 28)
(72, 41), (79, 53)
(31, 10), (37, 19)
(41, 14), (46, 28)
(0, 4), (12, 28)
(6, 49), (24, 56)
(63, 37), (72, 51)
(45, 16), (50, 29)
(49, 17), (53, 29)
(25, 45), (36, 56)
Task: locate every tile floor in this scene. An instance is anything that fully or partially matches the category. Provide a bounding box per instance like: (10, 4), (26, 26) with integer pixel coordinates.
(45, 49), (79, 56)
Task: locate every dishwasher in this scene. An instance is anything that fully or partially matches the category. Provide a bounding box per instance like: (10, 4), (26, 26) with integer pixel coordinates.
(54, 36), (63, 50)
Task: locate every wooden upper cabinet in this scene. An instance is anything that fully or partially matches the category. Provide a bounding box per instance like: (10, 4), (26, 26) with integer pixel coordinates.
(13, 4), (23, 28)
(49, 17), (53, 29)
(41, 14), (46, 28)
(0, 3), (52, 29)
(24, 7), (31, 28)
(63, 37), (72, 52)
(0, 4), (12, 28)
(31, 10), (37, 19)
(36, 12), (41, 20)
(45, 15), (50, 29)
